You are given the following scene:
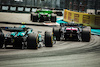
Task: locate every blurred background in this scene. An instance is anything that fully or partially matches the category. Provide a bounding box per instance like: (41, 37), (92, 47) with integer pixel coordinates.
(0, 0), (100, 14)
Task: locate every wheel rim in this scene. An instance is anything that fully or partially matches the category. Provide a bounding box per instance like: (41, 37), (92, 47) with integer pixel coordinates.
(36, 35), (38, 49)
(51, 35), (53, 46)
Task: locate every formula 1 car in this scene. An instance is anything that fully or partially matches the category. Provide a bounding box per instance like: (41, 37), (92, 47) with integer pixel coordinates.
(0, 28), (4, 48)
(42, 7), (63, 16)
(31, 9), (57, 22)
(0, 25), (56, 49)
(53, 23), (91, 42)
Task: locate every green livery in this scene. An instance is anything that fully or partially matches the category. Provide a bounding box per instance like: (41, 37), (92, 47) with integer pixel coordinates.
(31, 9), (57, 22)
(36, 10), (53, 14)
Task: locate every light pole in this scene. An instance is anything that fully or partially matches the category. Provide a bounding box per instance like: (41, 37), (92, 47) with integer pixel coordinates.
(95, 0), (97, 14)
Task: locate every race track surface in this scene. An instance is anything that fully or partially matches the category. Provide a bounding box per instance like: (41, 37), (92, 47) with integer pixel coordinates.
(0, 12), (100, 67)
(0, 24), (100, 67)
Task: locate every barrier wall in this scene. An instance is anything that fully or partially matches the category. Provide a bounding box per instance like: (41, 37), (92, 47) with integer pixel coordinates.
(0, 5), (63, 13)
(63, 9), (100, 28)
(0, 5), (41, 13)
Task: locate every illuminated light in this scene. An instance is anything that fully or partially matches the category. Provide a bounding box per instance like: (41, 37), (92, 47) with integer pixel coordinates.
(21, 22), (26, 24)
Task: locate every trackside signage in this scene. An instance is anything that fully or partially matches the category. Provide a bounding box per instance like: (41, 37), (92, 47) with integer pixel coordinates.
(63, 9), (100, 28)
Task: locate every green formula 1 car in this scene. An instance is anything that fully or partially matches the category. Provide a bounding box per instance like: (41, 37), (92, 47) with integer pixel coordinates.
(0, 25), (56, 49)
(31, 9), (57, 22)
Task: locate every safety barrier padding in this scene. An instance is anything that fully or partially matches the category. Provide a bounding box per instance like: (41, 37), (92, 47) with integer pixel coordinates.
(63, 9), (100, 28)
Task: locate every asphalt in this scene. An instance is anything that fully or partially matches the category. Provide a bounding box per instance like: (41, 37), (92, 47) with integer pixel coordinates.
(0, 12), (100, 35)
(0, 23), (100, 67)
(0, 12), (60, 26)
(0, 12), (100, 67)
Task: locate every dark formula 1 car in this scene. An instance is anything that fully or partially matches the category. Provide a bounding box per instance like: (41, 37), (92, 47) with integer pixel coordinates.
(31, 9), (57, 22)
(0, 28), (4, 48)
(0, 25), (56, 49)
(53, 23), (91, 42)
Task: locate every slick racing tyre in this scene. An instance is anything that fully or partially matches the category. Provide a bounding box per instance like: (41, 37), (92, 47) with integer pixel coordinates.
(27, 33), (38, 49)
(44, 31), (53, 47)
(30, 13), (33, 21)
(53, 27), (61, 41)
(39, 15), (44, 22)
(0, 32), (4, 48)
(13, 37), (23, 49)
(31, 12), (38, 22)
(51, 14), (56, 22)
(81, 26), (91, 42)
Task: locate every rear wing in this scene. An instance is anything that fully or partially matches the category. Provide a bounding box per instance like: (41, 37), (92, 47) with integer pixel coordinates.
(0, 27), (30, 32)
(60, 23), (83, 27)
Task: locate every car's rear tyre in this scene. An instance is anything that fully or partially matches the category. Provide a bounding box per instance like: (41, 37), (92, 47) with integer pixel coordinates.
(0, 32), (4, 48)
(31, 13), (38, 22)
(13, 38), (23, 49)
(51, 14), (56, 22)
(39, 16), (44, 22)
(27, 33), (38, 49)
(81, 27), (91, 42)
(44, 31), (53, 47)
(53, 27), (61, 41)
(0, 42), (3, 48)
